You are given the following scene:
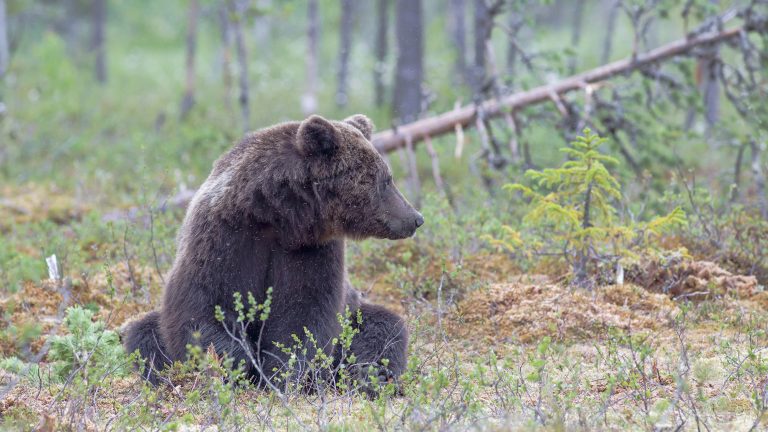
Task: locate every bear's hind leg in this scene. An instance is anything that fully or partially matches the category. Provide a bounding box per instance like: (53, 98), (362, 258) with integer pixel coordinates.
(122, 311), (169, 385)
(345, 303), (408, 396)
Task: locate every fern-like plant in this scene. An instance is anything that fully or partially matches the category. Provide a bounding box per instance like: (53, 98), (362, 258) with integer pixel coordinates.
(496, 129), (687, 287)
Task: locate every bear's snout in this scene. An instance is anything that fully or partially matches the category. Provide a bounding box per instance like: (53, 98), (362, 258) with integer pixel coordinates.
(378, 184), (423, 239)
(415, 213), (425, 229)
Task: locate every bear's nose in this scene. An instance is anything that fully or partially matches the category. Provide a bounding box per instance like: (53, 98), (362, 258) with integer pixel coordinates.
(414, 213), (424, 228)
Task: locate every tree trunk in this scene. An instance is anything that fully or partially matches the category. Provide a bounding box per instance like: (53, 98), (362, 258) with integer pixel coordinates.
(180, 0), (200, 121)
(567, 0), (586, 75)
(228, 0), (251, 132)
(505, 5), (523, 87)
(750, 141), (768, 219)
(336, 0), (354, 107)
(302, 0), (320, 115)
(472, 0), (490, 97)
(392, 0), (423, 124)
(685, 0), (721, 133)
(91, 0), (107, 83)
(0, 0), (8, 79)
(448, 0), (467, 85)
(374, 0), (389, 107)
(702, 0), (721, 129)
(218, 3), (234, 110)
(601, 0), (620, 64)
(701, 53), (721, 128)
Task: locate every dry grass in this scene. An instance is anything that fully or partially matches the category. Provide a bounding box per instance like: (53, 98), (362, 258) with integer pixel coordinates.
(2, 241), (767, 430)
(452, 281), (676, 344)
(0, 184), (87, 229)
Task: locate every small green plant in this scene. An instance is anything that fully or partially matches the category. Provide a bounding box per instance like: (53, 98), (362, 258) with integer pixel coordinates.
(494, 129), (687, 287)
(48, 305), (128, 381)
(0, 356), (43, 385)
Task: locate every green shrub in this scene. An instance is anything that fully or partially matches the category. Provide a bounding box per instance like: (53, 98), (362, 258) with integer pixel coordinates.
(48, 306), (128, 381)
(493, 129), (687, 287)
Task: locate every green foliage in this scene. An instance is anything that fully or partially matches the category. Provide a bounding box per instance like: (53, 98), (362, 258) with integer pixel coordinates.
(0, 238), (45, 293)
(0, 356), (42, 385)
(495, 129), (687, 286)
(47, 306), (128, 381)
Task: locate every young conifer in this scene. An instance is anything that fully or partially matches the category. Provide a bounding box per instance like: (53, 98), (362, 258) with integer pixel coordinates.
(497, 129), (687, 287)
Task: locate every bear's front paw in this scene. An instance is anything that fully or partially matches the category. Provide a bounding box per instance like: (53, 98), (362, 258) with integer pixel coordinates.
(354, 364), (402, 399)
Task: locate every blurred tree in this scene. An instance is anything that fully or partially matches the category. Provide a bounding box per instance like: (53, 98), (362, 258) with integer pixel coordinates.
(448, 0), (467, 85)
(180, 0), (200, 121)
(218, 3), (234, 110)
(374, 0), (389, 107)
(0, 0), (8, 78)
(90, 0), (106, 83)
(472, 0), (490, 97)
(601, 0), (620, 64)
(302, 0), (319, 115)
(227, 0), (250, 131)
(700, 0), (722, 129)
(684, 0), (722, 133)
(505, 0), (527, 90)
(567, 0), (586, 74)
(392, 0), (423, 123)
(336, 0), (353, 108)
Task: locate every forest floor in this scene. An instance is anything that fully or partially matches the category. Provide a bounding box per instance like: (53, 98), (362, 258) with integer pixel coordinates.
(1, 189), (766, 431)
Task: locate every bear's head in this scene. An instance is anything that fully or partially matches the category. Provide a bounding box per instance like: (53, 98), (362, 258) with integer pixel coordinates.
(295, 114), (424, 242)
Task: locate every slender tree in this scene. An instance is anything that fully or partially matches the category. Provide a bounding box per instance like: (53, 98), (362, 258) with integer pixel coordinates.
(701, 0), (721, 128)
(392, 0), (423, 123)
(180, 0), (200, 121)
(567, 0), (586, 74)
(684, 0), (721, 132)
(0, 0), (8, 79)
(448, 0), (467, 84)
(91, 0), (107, 83)
(505, 2), (526, 89)
(374, 0), (389, 107)
(472, 0), (490, 97)
(228, 0), (250, 131)
(218, 3), (234, 109)
(601, 0), (620, 64)
(302, 0), (320, 115)
(336, 0), (354, 107)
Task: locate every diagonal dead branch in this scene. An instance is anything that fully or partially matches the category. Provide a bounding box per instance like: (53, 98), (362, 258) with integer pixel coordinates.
(372, 24), (753, 154)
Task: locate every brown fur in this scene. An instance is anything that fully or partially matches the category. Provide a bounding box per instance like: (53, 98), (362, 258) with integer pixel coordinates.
(123, 114), (422, 391)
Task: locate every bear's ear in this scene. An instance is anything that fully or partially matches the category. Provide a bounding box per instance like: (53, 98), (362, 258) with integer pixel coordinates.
(343, 114), (374, 140)
(297, 115), (339, 157)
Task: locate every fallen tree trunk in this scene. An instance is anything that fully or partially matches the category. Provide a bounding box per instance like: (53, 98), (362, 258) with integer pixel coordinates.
(372, 25), (745, 153)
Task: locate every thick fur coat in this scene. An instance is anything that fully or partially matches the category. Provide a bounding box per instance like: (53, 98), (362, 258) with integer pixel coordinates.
(123, 115), (422, 392)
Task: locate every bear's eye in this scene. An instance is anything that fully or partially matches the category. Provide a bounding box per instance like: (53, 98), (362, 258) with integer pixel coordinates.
(381, 176), (392, 190)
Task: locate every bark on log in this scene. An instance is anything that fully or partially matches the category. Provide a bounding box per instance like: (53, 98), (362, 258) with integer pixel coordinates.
(372, 25), (745, 154)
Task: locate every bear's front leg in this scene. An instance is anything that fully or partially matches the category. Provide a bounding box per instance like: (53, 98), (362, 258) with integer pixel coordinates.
(344, 302), (409, 397)
(257, 241), (346, 391)
(188, 319), (257, 372)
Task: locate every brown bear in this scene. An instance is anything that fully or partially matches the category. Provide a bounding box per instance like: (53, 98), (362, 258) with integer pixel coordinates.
(123, 114), (422, 393)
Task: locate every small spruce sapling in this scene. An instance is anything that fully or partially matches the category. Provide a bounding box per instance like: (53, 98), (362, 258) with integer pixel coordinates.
(493, 129), (687, 287)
